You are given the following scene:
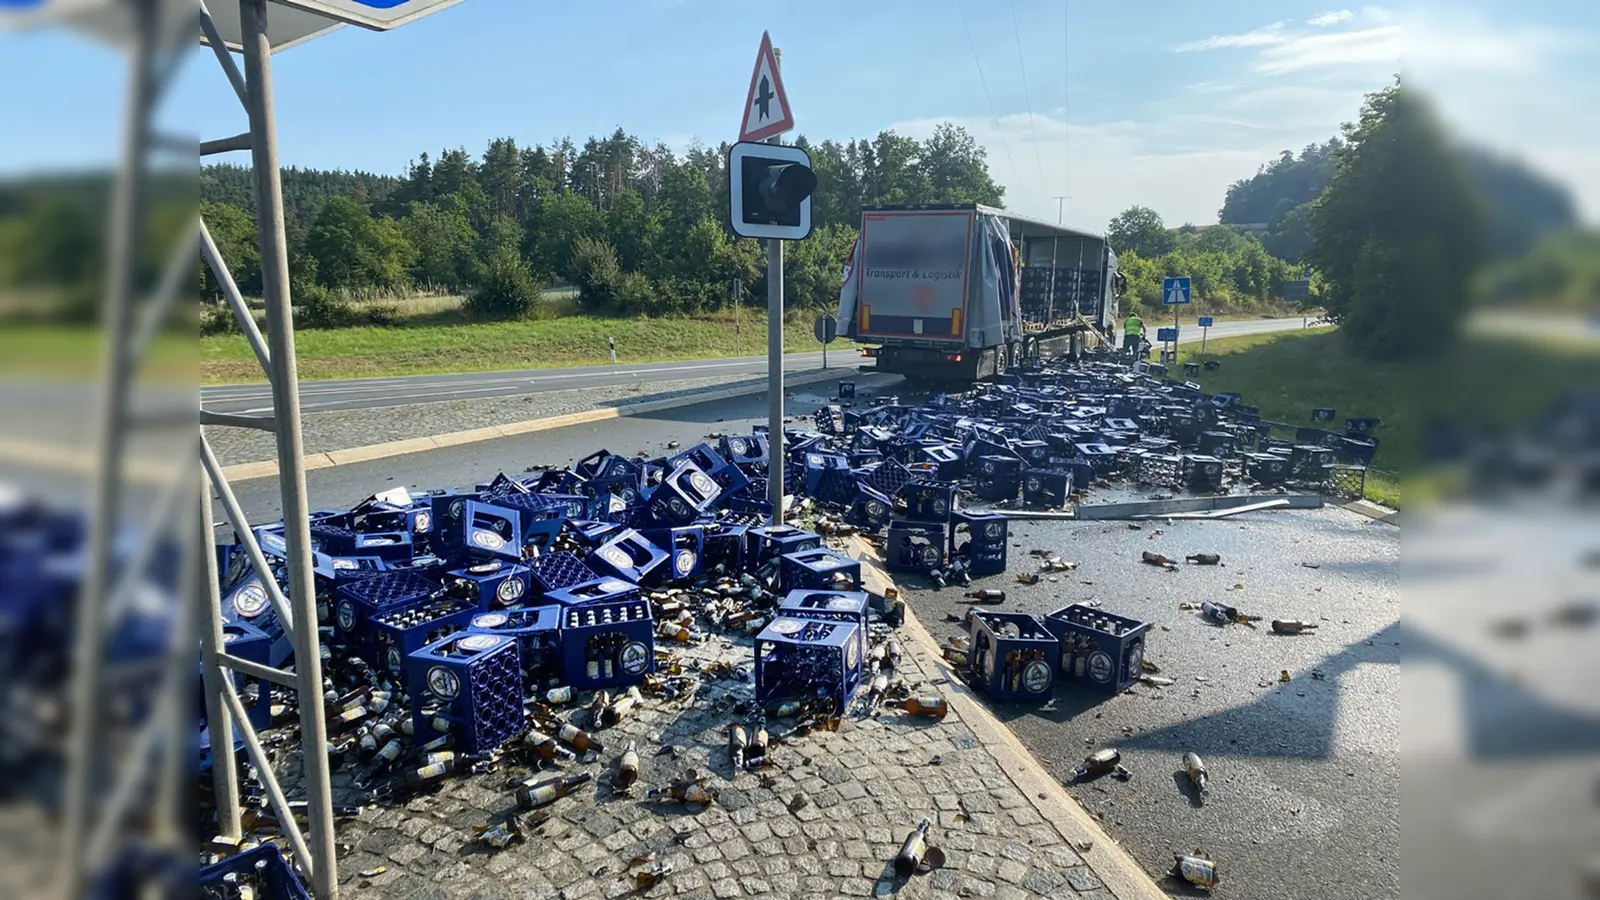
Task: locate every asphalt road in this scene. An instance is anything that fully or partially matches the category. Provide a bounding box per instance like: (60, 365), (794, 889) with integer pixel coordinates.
(200, 317), (1311, 415)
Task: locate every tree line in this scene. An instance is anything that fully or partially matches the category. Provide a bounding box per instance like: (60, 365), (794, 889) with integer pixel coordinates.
(198, 123), (1005, 326)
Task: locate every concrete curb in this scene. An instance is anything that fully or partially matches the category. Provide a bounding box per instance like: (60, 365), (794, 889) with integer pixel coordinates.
(218, 367), (868, 483)
(1339, 497), (1400, 525)
(846, 537), (1170, 900)
(0, 438), (179, 487)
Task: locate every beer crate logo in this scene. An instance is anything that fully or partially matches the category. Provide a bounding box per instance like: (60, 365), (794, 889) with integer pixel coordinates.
(1087, 650), (1114, 683)
(846, 637), (860, 670)
(728, 438), (748, 455)
(496, 576), (526, 603)
(1023, 660), (1053, 693)
(471, 529), (505, 551)
(427, 666), (461, 700)
(413, 511), (431, 532)
(468, 560), (503, 574)
(827, 595), (857, 611)
(601, 547), (632, 569)
(386, 646), (402, 674)
(674, 550), (697, 576)
(336, 600), (356, 632)
(919, 545), (941, 568)
(233, 581), (268, 618)
(620, 641), (650, 675)
(600, 579), (633, 593)
(472, 612), (509, 629)
(457, 634), (502, 652)
(983, 521), (1004, 540)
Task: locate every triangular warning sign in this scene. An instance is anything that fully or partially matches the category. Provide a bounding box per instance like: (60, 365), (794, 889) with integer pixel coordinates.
(739, 30), (794, 143)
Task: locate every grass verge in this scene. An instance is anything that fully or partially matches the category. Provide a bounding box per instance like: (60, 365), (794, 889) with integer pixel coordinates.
(200, 308), (835, 383)
(0, 325), (195, 382)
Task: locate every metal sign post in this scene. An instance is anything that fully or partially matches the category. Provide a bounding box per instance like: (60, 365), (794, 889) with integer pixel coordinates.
(814, 313), (837, 369)
(1198, 315), (1214, 353)
(1161, 276), (1191, 367)
(732, 277), (742, 356)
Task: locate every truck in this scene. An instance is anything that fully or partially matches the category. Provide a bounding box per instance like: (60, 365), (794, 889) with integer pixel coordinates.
(836, 203), (1126, 382)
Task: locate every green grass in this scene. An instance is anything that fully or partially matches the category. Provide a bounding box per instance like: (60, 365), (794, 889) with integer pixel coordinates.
(200, 308), (835, 384)
(0, 324), (195, 382)
(1175, 326), (1600, 509)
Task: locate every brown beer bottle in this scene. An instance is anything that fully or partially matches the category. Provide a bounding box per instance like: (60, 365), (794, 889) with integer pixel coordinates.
(515, 772), (593, 811)
(1072, 748), (1131, 780)
(1141, 551), (1178, 569)
(1271, 619), (1318, 635)
(744, 727), (768, 770)
(556, 722), (604, 754)
(901, 695), (949, 718)
(964, 589), (1006, 603)
(893, 818), (933, 877)
(1185, 553), (1221, 566)
(617, 742), (640, 790)
(523, 729), (577, 762)
(1183, 752), (1208, 792)
(728, 725), (747, 771)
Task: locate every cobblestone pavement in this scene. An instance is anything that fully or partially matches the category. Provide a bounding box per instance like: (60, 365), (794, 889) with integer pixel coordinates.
(207, 368), (839, 467)
(313, 558), (1155, 900)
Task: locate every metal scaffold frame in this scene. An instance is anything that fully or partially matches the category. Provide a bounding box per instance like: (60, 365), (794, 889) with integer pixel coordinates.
(193, 1), (339, 895)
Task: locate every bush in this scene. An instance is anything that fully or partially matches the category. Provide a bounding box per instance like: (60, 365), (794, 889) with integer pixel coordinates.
(465, 251), (538, 320)
(295, 283), (359, 329)
(613, 271), (654, 313)
(200, 302), (239, 336)
(570, 236), (622, 309)
(363, 302), (401, 327)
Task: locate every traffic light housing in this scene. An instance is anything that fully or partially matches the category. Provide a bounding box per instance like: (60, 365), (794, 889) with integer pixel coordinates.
(728, 141), (816, 240)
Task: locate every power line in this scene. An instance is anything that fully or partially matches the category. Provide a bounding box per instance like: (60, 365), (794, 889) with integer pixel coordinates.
(1010, 0), (1048, 187)
(955, 0), (1019, 189)
(1062, 0), (1071, 225)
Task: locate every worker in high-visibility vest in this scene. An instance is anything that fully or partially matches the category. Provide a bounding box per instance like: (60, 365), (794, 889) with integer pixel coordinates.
(1123, 312), (1145, 356)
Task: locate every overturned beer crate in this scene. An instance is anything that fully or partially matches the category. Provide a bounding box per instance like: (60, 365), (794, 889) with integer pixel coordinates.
(753, 616), (865, 716)
(466, 606), (562, 688)
(406, 631), (522, 755)
(558, 597), (655, 690)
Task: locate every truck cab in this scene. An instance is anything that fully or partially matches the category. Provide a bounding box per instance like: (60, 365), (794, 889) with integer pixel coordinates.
(837, 203), (1122, 382)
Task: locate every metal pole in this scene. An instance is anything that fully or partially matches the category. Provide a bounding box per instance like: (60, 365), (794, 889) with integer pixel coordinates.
(240, 1), (338, 895)
(733, 277), (741, 357)
(60, 3), (156, 894)
(196, 474), (242, 843)
(765, 48), (785, 522)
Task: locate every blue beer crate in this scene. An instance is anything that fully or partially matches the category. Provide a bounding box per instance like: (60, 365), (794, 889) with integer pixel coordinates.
(444, 560), (532, 609)
(370, 597), (479, 679)
(1339, 435), (1380, 465)
(587, 529), (670, 585)
(407, 630), (523, 755)
(1044, 603), (1150, 694)
(1014, 439), (1052, 468)
(559, 597), (655, 690)
(904, 481), (957, 522)
(1183, 454), (1226, 492)
(967, 610), (1061, 701)
(727, 478), (771, 517)
(309, 523), (414, 563)
(430, 498), (523, 565)
(700, 522), (748, 575)
(779, 588), (870, 638)
(641, 525), (707, 583)
(1022, 469), (1070, 508)
(849, 483), (894, 532)
(1074, 443), (1121, 476)
(216, 619), (273, 732)
(334, 569), (440, 651)
(950, 511), (1007, 576)
(467, 606), (562, 687)
(575, 449), (639, 481)
(220, 574), (293, 667)
(746, 524), (822, 568)
(973, 455), (1022, 501)
(564, 519), (623, 550)
(311, 552), (388, 585)
(1289, 444), (1335, 477)
(1197, 429), (1238, 457)
(838, 381), (856, 401)
(1244, 451), (1292, 484)
(753, 616), (865, 715)
(779, 548), (862, 592)
(861, 457), (915, 500)
(719, 433), (769, 472)
(197, 843), (310, 900)
(669, 442), (750, 494)
(649, 461), (724, 526)
(1310, 407), (1337, 422)
(885, 520), (947, 573)
(919, 444), (964, 480)
(488, 492), (573, 552)
(1346, 416), (1382, 436)
(546, 576), (642, 610)
(527, 551), (598, 596)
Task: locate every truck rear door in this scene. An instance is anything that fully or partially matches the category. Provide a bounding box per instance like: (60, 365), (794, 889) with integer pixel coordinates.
(853, 209), (972, 344)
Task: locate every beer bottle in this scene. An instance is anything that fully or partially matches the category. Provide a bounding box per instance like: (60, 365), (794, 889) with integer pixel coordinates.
(617, 741), (640, 790)
(1200, 601), (1238, 624)
(929, 568), (947, 590)
(1271, 619), (1317, 635)
(648, 772), (716, 804)
(744, 727), (768, 770)
(885, 639), (903, 671)
(1172, 853), (1219, 889)
(523, 729), (576, 763)
(865, 672), (890, 706)
(901, 695), (948, 718)
(1072, 748), (1130, 780)
(357, 730), (378, 763)
(515, 772), (593, 811)
(1186, 553), (1221, 566)
(473, 815), (526, 850)
(588, 689), (611, 719)
(600, 686), (643, 728)
(545, 686), (574, 704)
(1140, 551), (1178, 569)
(634, 861), (675, 891)
(728, 725), (747, 771)
(556, 722), (604, 754)
(371, 738), (405, 772)
(893, 818), (933, 878)
(1183, 752), (1208, 793)
(403, 754), (457, 790)
(773, 700), (806, 718)
(657, 621), (695, 643)
(964, 589), (1005, 604)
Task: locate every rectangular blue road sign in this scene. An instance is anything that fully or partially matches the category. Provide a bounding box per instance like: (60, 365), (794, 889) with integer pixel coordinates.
(1197, 316), (1214, 328)
(1157, 327), (1178, 343)
(1162, 277), (1192, 306)
(1283, 279), (1311, 300)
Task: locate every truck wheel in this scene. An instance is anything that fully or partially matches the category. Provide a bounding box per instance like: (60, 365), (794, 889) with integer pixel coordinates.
(1007, 342), (1019, 369)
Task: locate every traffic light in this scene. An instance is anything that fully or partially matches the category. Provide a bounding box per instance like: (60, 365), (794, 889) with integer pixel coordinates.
(728, 141), (816, 240)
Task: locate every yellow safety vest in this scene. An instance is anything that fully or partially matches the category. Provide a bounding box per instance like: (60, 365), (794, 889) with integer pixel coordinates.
(1124, 316), (1143, 337)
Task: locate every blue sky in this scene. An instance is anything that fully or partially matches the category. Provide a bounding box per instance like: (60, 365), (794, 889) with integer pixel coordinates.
(1, 0), (1594, 230)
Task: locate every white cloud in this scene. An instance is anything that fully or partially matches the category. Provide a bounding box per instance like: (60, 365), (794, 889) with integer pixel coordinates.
(1309, 10), (1354, 27)
(1174, 23), (1288, 53)
(1253, 25), (1402, 74)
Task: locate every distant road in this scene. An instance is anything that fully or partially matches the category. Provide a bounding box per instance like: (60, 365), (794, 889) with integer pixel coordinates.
(197, 317), (1311, 415)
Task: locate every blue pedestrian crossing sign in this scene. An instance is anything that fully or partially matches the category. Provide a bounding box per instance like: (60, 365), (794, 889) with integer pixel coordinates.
(1162, 277), (1192, 306)
(1198, 316), (1213, 328)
